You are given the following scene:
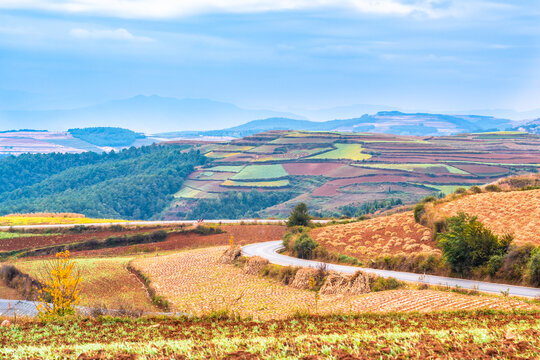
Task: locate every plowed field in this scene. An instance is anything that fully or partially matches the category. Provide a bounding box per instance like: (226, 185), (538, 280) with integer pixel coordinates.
(132, 247), (535, 320)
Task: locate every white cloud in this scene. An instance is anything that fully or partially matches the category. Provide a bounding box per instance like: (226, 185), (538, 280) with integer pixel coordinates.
(69, 28), (153, 41)
(0, 0), (483, 19)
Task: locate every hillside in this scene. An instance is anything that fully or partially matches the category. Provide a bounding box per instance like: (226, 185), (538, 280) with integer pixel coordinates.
(310, 183), (540, 283)
(168, 130), (540, 219)
(436, 189), (540, 244)
(0, 144), (205, 219)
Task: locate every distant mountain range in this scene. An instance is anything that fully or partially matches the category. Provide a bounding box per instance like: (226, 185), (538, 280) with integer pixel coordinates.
(3, 93), (540, 138)
(158, 111), (521, 138)
(0, 95), (304, 133)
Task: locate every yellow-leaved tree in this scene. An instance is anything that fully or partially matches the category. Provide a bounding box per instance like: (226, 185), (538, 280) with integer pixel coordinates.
(37, 250), (81, 316)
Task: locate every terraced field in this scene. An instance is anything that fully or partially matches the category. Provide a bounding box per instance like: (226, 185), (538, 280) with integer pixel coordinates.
(169, 130), (540, 219)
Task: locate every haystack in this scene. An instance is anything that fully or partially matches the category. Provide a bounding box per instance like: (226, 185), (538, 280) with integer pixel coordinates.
(290, 267), (320, 289)
(219, 246), (242, 264)
(243, 256), (269, 275)
(319, 270), (371, 295)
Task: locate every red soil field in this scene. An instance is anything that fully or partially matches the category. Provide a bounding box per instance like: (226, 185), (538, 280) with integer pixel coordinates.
(325, 165), (382, 178)
(0, 227), (171, 252)
(72, 224), (287, 257)
(282, 162), (342, 176)
(452, 164), (510, 175)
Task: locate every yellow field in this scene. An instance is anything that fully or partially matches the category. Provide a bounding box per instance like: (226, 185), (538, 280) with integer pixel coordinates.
(309, 143), (372, 161)
(14, 257), (154, 310)
(0, 216), (126, 226)
(132, 247), (534, 319)
(437, 189), (540, 245)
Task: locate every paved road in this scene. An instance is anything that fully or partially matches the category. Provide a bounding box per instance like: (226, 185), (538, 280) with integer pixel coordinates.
(242, 240), (540, 298)
(0, 299), (38, 317)
(0, 219), (330, 231)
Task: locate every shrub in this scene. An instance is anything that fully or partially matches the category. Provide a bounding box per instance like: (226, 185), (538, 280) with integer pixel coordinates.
(293, 234), (318, 259)
(527, 249), (540, 286)
(469, 186), (482, 194)
(485, 184), (502, 192)
(370, 277), (403, 292)
(287, 203), (312, 227)
(497, 244), (535, 282)
(454, 187), (467, 194)
(485, 255), (504, 277)
(438, 212), (512, 275)
(413, 203), (425, 223)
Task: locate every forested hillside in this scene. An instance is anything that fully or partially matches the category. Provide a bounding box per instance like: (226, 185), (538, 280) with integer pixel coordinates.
(0, 145), (205, 219)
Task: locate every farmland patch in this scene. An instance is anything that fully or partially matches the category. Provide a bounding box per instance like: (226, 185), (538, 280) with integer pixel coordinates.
(222, 179), (290, 188)
(231, 164), (288, 180)
(309, 143), (372, 161)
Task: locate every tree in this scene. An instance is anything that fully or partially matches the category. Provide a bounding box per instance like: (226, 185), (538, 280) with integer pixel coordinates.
(438, 212), (512, 275)
(37, 250), (81, 316)
(287, 203), (311, 227)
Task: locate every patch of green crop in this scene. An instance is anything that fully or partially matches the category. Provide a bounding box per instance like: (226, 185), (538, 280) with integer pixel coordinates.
(231, 164), (288, 180)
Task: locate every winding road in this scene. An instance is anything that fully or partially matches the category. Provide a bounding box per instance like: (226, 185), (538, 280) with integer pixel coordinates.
(242, 240), (540, 299)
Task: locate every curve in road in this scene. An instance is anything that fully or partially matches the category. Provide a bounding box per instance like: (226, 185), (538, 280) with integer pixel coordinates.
(242, 240), (540, 299)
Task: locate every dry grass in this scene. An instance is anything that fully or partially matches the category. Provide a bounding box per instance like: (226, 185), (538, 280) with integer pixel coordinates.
(312, 212), (439, 261)
(131, 247), (535, 319)
(438, 189), (540, 245)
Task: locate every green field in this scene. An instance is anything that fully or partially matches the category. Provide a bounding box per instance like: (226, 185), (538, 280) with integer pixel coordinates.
(417, 183), (472, 194)
(356, 163), (469, 174)
(173, 187), (201, 199)
(231, 164), (288, 180)
(309, 143), (372, 161)
(222, 179), (290, 188)
(0, 232), (50, 240)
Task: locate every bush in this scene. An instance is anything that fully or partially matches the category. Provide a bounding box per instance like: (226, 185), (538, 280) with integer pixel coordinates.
(469, 186), (482, 194)
(287, 203), (311, 227)
(438, 212), (512, 275)
(485, 184), (502, 192)
(454, 187), (467, 194)
(497, 244), (535, 282)
(370, 277), (403, 292)
(485, 255), (504, 277)
(527, 250), (540, 286)
(293, 234), (318, 259)
(413, 203), (425, 223)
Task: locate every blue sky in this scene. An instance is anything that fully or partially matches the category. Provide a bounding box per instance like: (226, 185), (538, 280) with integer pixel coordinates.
(0, 0), (539, 115)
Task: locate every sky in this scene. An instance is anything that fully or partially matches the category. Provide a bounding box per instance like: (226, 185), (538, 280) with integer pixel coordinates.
(0, 0), (539, 115)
